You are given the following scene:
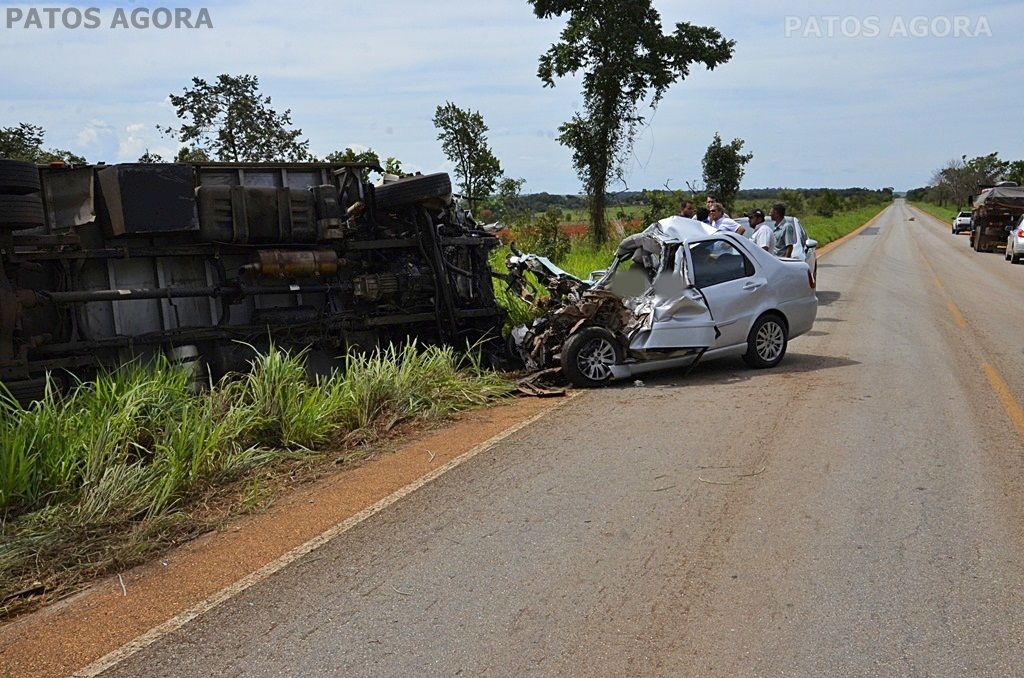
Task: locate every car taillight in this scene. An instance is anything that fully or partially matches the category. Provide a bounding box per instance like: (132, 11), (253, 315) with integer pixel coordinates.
(1017, 229), (1024, 238)
(807, 270), (816, 289)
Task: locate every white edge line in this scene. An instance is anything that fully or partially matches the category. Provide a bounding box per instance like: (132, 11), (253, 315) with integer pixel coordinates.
(72, 394), (578, 677)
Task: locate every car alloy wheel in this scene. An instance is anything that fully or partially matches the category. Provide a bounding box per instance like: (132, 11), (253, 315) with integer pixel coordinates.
(577, 336), (616, 382)
(755, 319), (785, 363)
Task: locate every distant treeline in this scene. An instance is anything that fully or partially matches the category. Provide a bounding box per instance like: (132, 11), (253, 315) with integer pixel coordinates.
(520, 187), (894, 213)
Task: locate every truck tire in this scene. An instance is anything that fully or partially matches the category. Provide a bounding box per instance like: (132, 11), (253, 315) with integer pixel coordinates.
(0, 193), (46, 230)
(374, 173), (452, 211)
(561, 326), (621, 388)
(0, 159), (41, 195)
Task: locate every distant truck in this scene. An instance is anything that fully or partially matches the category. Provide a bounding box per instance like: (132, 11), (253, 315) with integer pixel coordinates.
(970, 182), (1024, 253)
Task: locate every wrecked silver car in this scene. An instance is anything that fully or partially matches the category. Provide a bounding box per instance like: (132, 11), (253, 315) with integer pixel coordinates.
(506, 216), (818, 388)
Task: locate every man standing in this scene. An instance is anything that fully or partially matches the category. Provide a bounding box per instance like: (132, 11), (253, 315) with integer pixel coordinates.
(679, 200), (696, 219)
(749, 208), (773, 251)
(770, 203), (798, 257)
(709, 202), (745, 235)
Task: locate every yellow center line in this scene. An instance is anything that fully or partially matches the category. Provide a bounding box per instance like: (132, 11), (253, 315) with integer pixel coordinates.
(982, 364), (1024, 441)
(912, 236), (967, 328)
(909, 219), (1024, 442)
(945, 301), (967, 328)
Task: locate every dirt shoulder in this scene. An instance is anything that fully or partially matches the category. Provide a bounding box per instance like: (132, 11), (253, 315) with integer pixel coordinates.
(0, 395), (567, 678)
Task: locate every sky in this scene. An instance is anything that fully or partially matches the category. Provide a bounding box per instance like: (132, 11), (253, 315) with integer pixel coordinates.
(0, 0), (1021, 193)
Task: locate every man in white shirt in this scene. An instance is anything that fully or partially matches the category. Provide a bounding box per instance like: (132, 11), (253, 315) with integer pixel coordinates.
(708, 202), (746, 235)
(749, 208), (773, 251)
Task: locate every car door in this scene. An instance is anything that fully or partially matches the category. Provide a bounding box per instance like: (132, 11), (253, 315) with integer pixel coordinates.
(685, 237), (767, 348)
(628, 243), (718, 352)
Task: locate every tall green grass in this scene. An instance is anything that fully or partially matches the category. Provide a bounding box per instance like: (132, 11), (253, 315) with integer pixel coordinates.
(0, 343), (511, 615)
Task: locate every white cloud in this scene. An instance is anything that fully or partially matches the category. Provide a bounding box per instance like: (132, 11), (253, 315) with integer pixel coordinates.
(117, 123), (149, 161)
(77, 119), (113, 146)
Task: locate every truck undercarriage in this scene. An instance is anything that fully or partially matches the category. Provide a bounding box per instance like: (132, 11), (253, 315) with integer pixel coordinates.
(0, 160), (503, 401)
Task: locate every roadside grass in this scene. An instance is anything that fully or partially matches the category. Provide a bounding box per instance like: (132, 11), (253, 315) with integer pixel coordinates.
(800, 204), (889, 247)
(911, 202), (960, 224)
(0, 343), (512, 617)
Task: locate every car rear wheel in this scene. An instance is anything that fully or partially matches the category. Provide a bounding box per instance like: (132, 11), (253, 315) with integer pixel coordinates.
(742, 314), (788, 369)
(561, 326), (621, 388)
(1013, 252), (1022, 264)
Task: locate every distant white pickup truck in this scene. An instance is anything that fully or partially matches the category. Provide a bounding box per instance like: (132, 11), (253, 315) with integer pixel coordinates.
(952, 211), (972, 234)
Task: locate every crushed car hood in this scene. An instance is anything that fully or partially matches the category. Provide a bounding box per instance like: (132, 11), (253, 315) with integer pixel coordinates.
(504, 216), (718, 378)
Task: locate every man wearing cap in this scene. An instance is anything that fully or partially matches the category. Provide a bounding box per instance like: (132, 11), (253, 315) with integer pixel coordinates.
(749, 208), (773, 251)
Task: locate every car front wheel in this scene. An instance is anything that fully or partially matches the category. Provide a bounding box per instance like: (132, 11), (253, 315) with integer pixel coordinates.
(742, 314), (788, 369)
(561, 326), (621, 388)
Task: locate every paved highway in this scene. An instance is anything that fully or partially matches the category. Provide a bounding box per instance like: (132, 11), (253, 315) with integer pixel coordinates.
(106, 200), (1024, 676)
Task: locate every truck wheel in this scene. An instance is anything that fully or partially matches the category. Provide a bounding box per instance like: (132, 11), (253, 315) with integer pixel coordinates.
(373, 173), (452, 211)
(561, 326), (621, 388)
(0, 193), (45, 230)
(0, 159), (41, 195)
(742, 313), (788, 369)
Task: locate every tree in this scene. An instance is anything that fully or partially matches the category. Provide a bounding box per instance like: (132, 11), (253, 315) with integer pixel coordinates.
(160, 74), (310, 162)
(321, 147), (404, 181)
(432, 102), (503, 208)
(0, 123), (86, 164)
(1005, 160), (1024, 185)
(814, 189), (840, 217)
(639, 187), (686, 227)
(174, 146), (211, 163)
(530, 1), (734, 246)
(964, 152), (1008, 187)
(138, 149), (164, 163)
(927, 153), (1008, 207)
(382, 156), (404, 176)
(701, 133), (752, 212)
(482, 176), (529, 225)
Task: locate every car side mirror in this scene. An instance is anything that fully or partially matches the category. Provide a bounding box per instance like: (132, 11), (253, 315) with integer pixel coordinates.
(806, 239), (818, 249)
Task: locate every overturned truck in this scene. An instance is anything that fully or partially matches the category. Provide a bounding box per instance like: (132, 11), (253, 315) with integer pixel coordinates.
(0, 159), (503, 400)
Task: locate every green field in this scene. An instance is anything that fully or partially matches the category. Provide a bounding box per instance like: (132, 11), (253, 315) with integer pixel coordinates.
(553, 202), (888, 250)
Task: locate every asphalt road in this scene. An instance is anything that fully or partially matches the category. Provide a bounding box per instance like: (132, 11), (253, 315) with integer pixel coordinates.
(107, 200), (1024, 677)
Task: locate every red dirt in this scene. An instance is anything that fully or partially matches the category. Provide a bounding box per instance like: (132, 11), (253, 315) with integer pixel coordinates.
(0, 396), (562, 678)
